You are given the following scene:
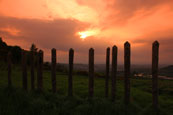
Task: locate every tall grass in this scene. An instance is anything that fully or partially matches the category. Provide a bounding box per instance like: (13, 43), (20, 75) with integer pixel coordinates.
(0, 69), (172, 115)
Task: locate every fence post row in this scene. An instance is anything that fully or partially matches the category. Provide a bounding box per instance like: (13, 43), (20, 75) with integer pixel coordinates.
(111, 46), (118, 101)
(4, 41), (160, 111)
(37, 50), (43, 91)
(105, 47), (110, 98)
(22, 51), (28, 91)
(30, 49), (35, 90)
(51, 48), (57, 93)
(89, 48), (94, 98)
(68, 48), (74, 96)
(152, 41), (159, 110)
(124, 42), (131, 104)
(8, 52), (12, 87)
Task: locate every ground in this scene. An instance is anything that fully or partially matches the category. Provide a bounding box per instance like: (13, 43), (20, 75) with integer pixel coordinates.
(0, 67), (172, 115)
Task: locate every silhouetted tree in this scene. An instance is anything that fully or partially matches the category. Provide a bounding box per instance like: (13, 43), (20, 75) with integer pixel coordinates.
(30, 43), (38, 66)
(0, 37), (7, 49)
(30, 44), (38, 53)
(11, 46), (22, 64)
(0, 37), (8, 62)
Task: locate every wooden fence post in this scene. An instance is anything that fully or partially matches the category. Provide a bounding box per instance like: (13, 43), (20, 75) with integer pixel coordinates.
(51, 48), (57, 93)
(152, 41), (159, 110)
(37, 50), (43, 91)
(68, 48), (74, 96)
(105, 47), (110, 98)
(89, 48), (94, 98)
(7, 52), (12, 87)
(30, 49), (35, 90)
(124, 42), (131, 104)
(111, 46), (118, 101)
(22, 51), (28, 91)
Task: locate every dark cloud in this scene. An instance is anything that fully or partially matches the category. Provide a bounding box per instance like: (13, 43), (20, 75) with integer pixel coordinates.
(0, 16), (84, 49)
(76, 0), (173, 27)
(0, 16), (112, 63)
(131, 29), (173, 64)
(0, 15), (172, 64)
(113, 0), (172, 13)
(132, 29), (173, 44)
(108, 0), (172, 19)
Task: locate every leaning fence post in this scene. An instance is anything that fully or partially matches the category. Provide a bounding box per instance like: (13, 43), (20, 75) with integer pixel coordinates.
(7, 52), (12, 87)
(68, 48), (74, 96)
(30, 49), (35, 90)
(37, 50), (43, 91)
(89, 48), (94, 98)
(22, 51), (28, 91)
(111, 46), (118, 101)
(124, 42), (131, 104)
(51, 48), (57, 93)
(105, 47), (110, 98)
(152, 41), (159, 110)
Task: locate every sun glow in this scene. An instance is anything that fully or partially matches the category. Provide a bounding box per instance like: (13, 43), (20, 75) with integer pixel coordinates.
(78, 29), (100, 40)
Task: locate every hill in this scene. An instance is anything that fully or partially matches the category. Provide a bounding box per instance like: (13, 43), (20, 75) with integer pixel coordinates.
(159, 65), (173, 77)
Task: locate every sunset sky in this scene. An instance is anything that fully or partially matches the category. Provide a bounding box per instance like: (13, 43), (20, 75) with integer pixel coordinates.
(0, 0), (173, 64)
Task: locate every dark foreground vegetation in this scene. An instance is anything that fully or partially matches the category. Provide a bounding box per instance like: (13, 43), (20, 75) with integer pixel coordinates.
(0, 66), (172, 115)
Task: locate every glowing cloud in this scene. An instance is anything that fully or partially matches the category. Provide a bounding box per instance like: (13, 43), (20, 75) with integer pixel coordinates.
(78, 29), (100, 40)
(0, 27), (20, 36)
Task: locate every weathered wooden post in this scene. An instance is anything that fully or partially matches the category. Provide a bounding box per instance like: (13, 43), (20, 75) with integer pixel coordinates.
(89, 48), (94, 98)
(68, 48), (74, 96)
(111, 46), (118, 101)
(30, 49), (35, 90)
(105, 47), (110, 98)
(22, 51), (28, 91)
(37, 50), (43, 91)
(152, 41), (159, 110)
(51, 48), (57, 93)
(7, 52), (12, 87)
(124, 42), (131, 104)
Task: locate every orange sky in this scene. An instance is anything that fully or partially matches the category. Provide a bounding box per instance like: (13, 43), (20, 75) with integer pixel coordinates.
(0, 0), (173, 64)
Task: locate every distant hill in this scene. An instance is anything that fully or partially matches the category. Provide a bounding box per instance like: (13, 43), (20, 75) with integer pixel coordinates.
(159, 65), (173, 77)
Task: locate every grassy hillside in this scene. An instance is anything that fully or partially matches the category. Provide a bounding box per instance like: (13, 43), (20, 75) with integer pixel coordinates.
(0, 67), (173, 115)
(160, 65), (173, 77)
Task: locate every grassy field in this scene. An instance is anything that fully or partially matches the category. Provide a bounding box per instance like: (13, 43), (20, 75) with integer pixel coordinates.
(0, 66), (173, 115)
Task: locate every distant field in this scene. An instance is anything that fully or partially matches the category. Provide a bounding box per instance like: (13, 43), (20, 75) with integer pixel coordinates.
(0, 68), (173, 115)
